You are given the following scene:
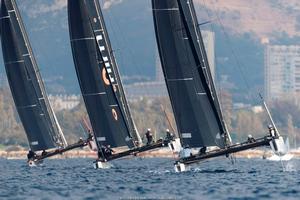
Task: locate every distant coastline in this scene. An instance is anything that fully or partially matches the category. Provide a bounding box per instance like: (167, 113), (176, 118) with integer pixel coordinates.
(1, 147), (300, 160)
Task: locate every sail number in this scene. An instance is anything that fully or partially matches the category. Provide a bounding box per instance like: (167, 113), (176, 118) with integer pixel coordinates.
(96, 34), (116, 86)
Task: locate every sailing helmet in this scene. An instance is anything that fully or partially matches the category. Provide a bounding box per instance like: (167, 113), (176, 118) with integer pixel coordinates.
(268, 124), (273, 129)
(147, 128), (151, 132)
(166, 129), (170, 132)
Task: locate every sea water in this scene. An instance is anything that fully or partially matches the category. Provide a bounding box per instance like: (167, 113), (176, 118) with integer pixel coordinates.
(1, 158), (299, 200)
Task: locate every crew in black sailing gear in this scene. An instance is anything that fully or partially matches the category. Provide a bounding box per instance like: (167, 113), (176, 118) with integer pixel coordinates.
(247, 135), (256, 143)
(100, 145), (114, 158)
(165, 129), (174, 141)
(105, 145), (114, 157)
(41, 150), (47, 156)
(27, 150), (36, 160)
(145, 128), (153, 145)
(199, 146), (207, 155)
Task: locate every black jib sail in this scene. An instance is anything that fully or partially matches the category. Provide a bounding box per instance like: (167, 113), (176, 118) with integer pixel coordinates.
(0, 0), (67, 151)
(68, 0), (138, 150)
(152, 0), (229, 148)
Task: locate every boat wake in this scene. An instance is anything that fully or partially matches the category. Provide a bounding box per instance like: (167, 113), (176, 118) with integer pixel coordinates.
(267, 154), (294, 161)
(283, 161), (299, 172)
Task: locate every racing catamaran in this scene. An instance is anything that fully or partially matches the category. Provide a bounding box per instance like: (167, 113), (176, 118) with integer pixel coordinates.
(152, 0), (288, 172)
(0, 0), (92, 166)
(68, 0), (171, 169)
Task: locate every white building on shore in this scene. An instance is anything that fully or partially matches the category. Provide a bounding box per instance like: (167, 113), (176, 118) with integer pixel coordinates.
(49, 94), (80, 111)
(265, 45), (300, 101)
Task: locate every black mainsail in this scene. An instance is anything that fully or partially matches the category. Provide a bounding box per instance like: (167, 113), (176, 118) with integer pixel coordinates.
(153, 0), (288, 172)
(0, 0), (67, 152)
(68, 0), (139, 150)
(152, 0), (229, 148)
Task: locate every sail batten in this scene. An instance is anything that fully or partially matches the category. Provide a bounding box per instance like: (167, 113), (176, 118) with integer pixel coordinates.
(152, 0), (228, 148)
(0, 0), (67, 151)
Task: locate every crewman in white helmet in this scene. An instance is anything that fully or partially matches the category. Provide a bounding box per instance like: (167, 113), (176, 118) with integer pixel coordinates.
(145, 128), (153, 145)
(165, 128), (174, 141)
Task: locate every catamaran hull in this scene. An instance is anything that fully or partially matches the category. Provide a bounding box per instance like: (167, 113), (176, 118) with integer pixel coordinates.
(168, 138), (182, 153)
(174, 136), (272, 172)
(174, 162), (190, 172)
(269, 136), (287, 156)
(93, 160), (113, 169)
(173, 135), (290, 172)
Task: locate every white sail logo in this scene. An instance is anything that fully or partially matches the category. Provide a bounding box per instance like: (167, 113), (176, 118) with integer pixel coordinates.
(96, 34), (115, 85)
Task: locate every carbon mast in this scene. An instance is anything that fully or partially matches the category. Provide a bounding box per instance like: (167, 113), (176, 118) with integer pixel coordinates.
(0, 0), (92, 166)
(152, 0), (287, 172)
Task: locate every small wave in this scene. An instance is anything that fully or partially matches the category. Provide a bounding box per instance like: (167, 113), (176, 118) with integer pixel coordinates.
(148, 170), (172, 175)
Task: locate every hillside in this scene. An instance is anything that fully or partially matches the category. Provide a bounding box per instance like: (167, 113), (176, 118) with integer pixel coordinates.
(195, 0), (300, 39)
(0, 0), (299, 102)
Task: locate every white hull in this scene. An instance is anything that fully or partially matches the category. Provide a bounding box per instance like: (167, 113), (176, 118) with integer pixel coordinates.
(168, 138), (182, 153)
(269, 136), (287, 156)
(93, 160), (113, 169)
(174, 162), (190, 172)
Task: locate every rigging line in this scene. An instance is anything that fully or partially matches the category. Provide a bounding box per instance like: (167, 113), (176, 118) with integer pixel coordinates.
(205, 0), (259, 106)
(195, 0), (226, 113)
(99, 0), (144, 78)
(100, 1), (166, 139)
(189, 1), (229, 137)
(200, 0), (224, 106)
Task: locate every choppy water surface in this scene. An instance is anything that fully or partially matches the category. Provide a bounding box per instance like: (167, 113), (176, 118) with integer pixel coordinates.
(1, 157), (299, 200)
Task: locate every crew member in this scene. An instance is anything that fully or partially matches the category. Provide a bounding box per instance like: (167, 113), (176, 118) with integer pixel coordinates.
(145, 128), (153, 145)
(165, 129), (174, 141)
(268, 125), (276, 137)
(27, 150), (36, 160)
(247, 134), (256, 143)
(100, 145), (114, 158)
(104, 145), (114, 157)
(41, 150), (47, 156)
(199, 146), (207, 155)
(87, 130), (93, 139)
